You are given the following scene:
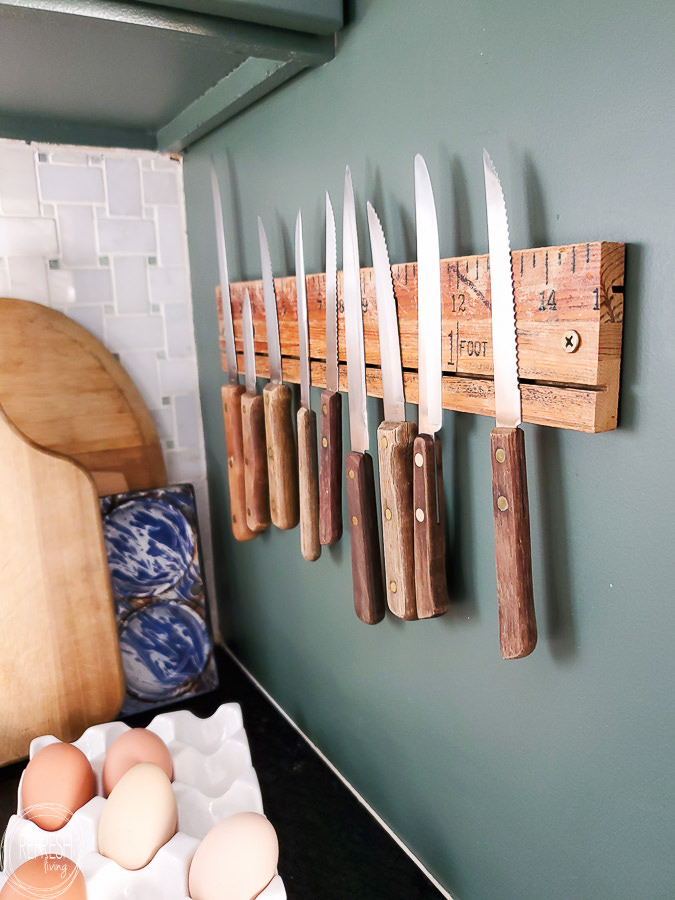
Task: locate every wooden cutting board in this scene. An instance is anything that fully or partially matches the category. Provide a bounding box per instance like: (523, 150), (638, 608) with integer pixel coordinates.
(0, 402), (125, 766)
(0, 297), (166, 494)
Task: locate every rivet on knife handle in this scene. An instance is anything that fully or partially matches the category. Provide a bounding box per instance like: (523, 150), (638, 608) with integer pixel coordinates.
(378, 420), (417, 619)
(241, 390), (270, 533)
(263, 382), (299, 529)
(319, 388), (342, 545)
(298, 406), (321, 561)
(221, 384), (256, 542)
(345, 451), (385, 624)
(413, 434), (449, 618)
(490, 427), (536, 658)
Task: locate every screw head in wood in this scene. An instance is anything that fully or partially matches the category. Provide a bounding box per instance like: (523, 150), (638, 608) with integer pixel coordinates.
(416, 507), (425, 522)
(390, 581), (397, 593)
(495, 448), (506, 463)
(414, 452), (424, 467)
(380, 435), (388, 449)
(322, 403), (327, 415)
(497, 496), (509, 512)
(563, 330), (580, 352)
(385, 507), (392, 520)
(351, 515), (358, 526)
(268, 447), (273, 458)
(322, 437), (328, 448)
(348, 469), (355, 479)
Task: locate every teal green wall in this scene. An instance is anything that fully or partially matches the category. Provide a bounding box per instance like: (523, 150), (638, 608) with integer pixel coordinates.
(183, 2), (674, 897)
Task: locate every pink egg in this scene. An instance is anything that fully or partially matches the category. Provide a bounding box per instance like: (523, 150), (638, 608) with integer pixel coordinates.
(102, 728), (173, 796)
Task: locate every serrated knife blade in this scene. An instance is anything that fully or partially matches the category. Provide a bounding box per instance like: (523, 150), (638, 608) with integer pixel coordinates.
(482, 148), (537, 660)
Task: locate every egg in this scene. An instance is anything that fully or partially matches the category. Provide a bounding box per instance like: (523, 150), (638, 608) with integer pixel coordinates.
(98, 762), (177, 869)
(188, 812), (279, 900)
(0, 855), (86, 898)
(21, 742), (96, 831)
(102, 727), (173, 796)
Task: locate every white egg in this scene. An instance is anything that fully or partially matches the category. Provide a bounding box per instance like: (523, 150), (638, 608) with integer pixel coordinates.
(188, 812), (279, 900)
(98, 762), (177, 870)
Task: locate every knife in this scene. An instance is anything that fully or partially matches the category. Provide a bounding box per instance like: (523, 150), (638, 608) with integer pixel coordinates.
(413, 154), (450, 619)
(295, 210), (321, 561)
(241, 288), (271, 533)
(482, 149), (537, 659)
(366, 201), (417, 620)
(342, 167), (385, 624)
(319, 192), (343, 546)
(258, 217), (300, 531)
(210, 160), (256, 542)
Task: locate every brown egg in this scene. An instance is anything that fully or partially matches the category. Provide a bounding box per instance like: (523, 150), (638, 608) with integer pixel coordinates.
(102, 728), (173, 796)
(22, 743), (96, 831)
(0, 855), (86, 898)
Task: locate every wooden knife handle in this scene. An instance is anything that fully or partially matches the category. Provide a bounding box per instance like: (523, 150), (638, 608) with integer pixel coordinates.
(345, 451), (385, 624)
(263, 382), (299, 530)
(377, 420), (417, 620)
(490, 426), (537, 659)
(240, 390), (270, 533)
(297, 406), (321, 561)
(221, 384), (257, 542)
(413, 434), (450, 619)
(319, 388), (342, 546)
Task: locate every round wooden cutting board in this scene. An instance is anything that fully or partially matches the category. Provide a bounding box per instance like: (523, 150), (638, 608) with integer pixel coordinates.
(0, 297), (167, 495)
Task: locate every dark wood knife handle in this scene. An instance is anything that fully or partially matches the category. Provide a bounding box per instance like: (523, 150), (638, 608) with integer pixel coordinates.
(240, 390), (270, 533)
(319, 388), (342, 546)
(297, 406), (321, 561)
(413, 433), (450, 619)
(377, 420), (417, 620)
(221, 384), (257, 542)
(490, 426), (537, 659)
(345, 451), (385, 624)
(263, 382), (299, 530)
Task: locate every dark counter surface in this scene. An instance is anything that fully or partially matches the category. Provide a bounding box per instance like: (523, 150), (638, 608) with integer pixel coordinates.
(0, 646), (447, 899)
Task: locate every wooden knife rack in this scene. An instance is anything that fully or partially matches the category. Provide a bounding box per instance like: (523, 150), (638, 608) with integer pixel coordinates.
(218, 241), (624, 433)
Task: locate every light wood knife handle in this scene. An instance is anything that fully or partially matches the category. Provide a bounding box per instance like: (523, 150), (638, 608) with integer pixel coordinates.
(345, 451), (385, 624)
(241, 390), (270, 533)
(413, 434), (450, 619)
(319, 388), (342, 546)
(377, 420), (417, 620)
(263, 382), (299, 530)
(297, 406), (321, 561)
(221, 384), (256, 542)
(490, 426), (537, 659)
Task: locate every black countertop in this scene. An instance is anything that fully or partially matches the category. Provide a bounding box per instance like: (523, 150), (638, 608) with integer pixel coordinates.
(1, 646), (446, 899)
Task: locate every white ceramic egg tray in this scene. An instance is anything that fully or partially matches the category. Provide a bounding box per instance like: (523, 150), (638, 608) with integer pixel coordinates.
(0, 704), (286, 899)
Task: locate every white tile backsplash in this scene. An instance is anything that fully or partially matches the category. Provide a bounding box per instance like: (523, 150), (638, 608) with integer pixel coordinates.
(57, 205), (98, 265)
(0, 217), (58, 257)
(0, 138), (211, 612)
(106, 157), (143, 217)
(113, 256), (149, 314)
(38, 164), (105, 204)
(97, 216), (156, 254)
(0, 146), (40, 216)
(156, 206), (186, 266)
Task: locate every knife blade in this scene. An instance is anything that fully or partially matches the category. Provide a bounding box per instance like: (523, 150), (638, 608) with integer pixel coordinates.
(413, 154), (450, 619)
(258, 217), (299, 531)
(367, 201), (417, 620)
(482, 149), (537, 659)
(295, 210), (321, 561)
(241, 288), (271, 533)
(210, 159), (256, 542)
(342, 167), (385, 624)
(319, 192), (342, 546)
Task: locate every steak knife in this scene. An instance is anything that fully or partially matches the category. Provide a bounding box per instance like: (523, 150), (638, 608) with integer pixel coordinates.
(241, 288), (271, 533)
(209, 160), (256, 542)
(258, 217), (299, 531)
(482, 149), (537, 659)
(413, 154), (450, 619)
(319, 191), (342, 546)
(342, 167), (385, 624)
(367, 201), (417, 620)
(295, 210), (321, 561)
